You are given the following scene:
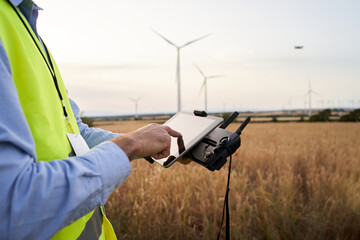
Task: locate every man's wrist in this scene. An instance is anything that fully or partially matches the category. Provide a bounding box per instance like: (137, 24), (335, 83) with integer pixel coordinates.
(110, 135), (138, 160)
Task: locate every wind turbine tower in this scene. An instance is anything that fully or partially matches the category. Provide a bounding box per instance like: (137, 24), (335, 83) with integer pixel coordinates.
(194, 64), (224, 112)
(128, 96), (142, 120)
(304, 81), (319, 117)
(152, 29), (210, 112)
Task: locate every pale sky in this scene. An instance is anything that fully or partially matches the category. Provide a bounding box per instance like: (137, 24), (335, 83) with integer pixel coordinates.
(35, 0), (360, 116)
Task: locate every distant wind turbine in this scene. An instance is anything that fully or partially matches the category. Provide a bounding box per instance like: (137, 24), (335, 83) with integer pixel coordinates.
(194, 63), (224, 112)
(304, 81), (319, 117)
(152, 29), (211, 112)
(128, 96), (143, 120)
(285, 98), (292, 115)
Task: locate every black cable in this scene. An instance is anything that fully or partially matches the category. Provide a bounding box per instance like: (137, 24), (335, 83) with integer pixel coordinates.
(217, 148), (232, 240)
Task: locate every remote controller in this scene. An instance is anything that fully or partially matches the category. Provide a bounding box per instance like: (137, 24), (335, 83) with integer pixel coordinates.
(189, 112), (251, 171)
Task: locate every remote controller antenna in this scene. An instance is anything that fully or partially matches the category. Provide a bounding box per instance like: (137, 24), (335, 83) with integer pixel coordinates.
(219, 111), (239, 129)
(235, 116), (251, 135)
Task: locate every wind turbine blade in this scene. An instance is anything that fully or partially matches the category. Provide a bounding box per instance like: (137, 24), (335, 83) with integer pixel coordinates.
(207, 75), (225, 79)
(194, 63), (205, 77)
(180, 33), (211, 48)
(151, 28), (178, 47)
(128, 97), (136, 102)
(311, 90), (321, 96)
(136, 95), (144, 101)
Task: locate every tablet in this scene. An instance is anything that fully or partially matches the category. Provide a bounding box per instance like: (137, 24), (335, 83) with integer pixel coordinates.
(150, 112), (223, 167)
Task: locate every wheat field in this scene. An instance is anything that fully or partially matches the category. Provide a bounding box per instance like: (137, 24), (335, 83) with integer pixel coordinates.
(98, 121), (360, 239)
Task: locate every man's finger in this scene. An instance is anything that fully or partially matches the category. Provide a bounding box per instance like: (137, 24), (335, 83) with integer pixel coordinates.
(163, 126), (182, 137)
(153, 148), (170, 159)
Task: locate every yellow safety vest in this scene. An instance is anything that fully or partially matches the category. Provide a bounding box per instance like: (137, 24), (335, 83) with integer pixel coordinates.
(0, 0), (117, 239)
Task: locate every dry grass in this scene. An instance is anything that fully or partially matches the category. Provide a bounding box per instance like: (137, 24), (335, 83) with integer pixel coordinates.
(99, 121), (360, 240)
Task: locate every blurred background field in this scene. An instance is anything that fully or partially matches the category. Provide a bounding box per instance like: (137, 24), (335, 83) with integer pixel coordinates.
(100, 120), (360, 239)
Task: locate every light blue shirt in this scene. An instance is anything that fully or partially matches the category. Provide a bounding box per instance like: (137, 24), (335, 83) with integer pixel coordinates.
(0, 0), (131, 239)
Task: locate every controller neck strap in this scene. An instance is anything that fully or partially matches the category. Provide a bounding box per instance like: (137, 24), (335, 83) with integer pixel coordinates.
(217, 147), (232, 240)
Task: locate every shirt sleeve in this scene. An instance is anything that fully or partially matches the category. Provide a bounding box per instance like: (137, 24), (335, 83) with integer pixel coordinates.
(0, 40), (131, 239)
(69, 98), (120, 148)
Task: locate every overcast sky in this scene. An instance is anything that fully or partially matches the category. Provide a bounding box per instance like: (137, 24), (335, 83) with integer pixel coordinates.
(35, 0), (360, 116)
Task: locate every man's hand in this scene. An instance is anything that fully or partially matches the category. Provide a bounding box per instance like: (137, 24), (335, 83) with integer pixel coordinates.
(110, 123), (181, 160)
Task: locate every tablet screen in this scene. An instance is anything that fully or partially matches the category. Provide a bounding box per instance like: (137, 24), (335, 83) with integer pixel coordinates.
(152, 112), (223, 167)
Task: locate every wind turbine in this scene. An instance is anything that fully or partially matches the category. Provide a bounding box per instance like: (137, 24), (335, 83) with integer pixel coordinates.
(304, 81), (319, 117)
(194, 63), (224, 112)
(128, 96), (143, 120)
(285, 98), (292, 115)
(152, 29), (211, 112)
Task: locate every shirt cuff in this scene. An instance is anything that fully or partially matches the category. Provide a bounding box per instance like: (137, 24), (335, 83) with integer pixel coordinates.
(89, 141), (131, 196)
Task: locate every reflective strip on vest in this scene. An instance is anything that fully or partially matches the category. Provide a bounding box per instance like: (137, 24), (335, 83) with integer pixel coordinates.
(77, 207), (103, 240)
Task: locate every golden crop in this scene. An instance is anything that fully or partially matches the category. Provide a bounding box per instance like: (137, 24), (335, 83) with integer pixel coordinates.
(99, 121), (360, 239)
